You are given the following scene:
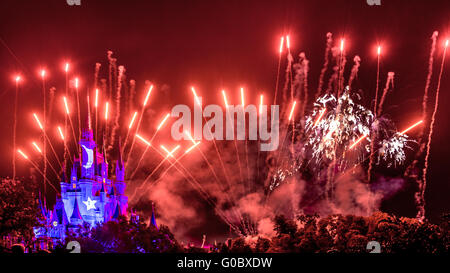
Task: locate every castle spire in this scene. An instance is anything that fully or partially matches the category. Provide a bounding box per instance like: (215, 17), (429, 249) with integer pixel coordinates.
(150, 202), (158, 229)
(112, 201), (121, 220)
(70, 197), (83, 224)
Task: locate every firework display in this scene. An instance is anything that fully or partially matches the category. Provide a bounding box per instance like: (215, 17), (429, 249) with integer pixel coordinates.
(1, 0), (449, 258)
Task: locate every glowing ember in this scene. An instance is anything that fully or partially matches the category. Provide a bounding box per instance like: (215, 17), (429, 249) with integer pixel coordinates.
(185, 142), (200, 154)
(184, 130), (199, 145)
(161, 144), (180, 158)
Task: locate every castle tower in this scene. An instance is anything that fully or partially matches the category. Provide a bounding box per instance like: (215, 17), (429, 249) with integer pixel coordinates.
(80, 128), (96, 179)
(34, 125), (130, 242)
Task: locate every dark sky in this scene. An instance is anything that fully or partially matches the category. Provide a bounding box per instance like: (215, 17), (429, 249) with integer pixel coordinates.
(0, 0), (449, 236)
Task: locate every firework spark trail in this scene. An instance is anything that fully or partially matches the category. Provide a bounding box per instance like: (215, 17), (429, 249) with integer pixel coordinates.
(94, 63), (101, 142)
(105, 51), (115, 147)
(377, 72), (395, 116)
(421, 32), (439, 131)
(124, 83), (152, 170)
(13, 76), (20, 179)
(31, 141), (61, 180)
(368, 46), (382, 181)
(63, 96), (80, 152)
(299, 52), (309, 118)
(165, 154), (242, 234)
(129, 113), (169, 180)
(374, 46), (381, 114)
(129, 80), (136, 117)
(287, 37), (295, 111)
(47, 87), (56, 127)
(16, 149), (59, 193)
(316, 32), (333, 100)
(182, 131), (246, 224)
(419, 40), (448, 221)
(87, 94), (92, 130)
(313, 108), (326, 127)
(199, 90), (235, 190)
(337, 39), (346, 98)
(57, 125), (73, 165)
(349, 134), (368, 150)
(240, 87), (252, 186)
(404, 31), (439, 178)
(348, 55), (361, 89)
(131, 142), (242, 234)
(204, 89), (241, 190)
(228, 108), (244, 184)
(257, 94), (263, 181)
(108, 65), (124, 151)
(273, 36), (284, 105)
(398, 120), (423, 136)
(131, 139), (195, 201)
(43, 132), (64, 171)
(121, 111), (138, 155)
(64, 63), (69, 175)
(41, 71), (48, 198)
(74, 78), (81, 149)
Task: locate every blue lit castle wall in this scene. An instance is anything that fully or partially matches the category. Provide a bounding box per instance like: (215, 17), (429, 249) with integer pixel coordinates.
(34, 127), (128, 241)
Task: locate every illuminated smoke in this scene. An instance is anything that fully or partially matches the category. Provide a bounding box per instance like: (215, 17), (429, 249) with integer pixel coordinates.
(348, 55), (361, 88)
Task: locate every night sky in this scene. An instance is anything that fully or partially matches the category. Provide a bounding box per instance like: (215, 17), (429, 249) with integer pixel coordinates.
(0, 0), (449, 240)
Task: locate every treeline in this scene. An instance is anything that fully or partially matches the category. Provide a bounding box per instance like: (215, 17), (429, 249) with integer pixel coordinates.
(214, 212), (449, 253)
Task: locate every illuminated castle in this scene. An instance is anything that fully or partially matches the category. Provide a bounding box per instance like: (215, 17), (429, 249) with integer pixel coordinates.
(34, 126), (130, 241)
